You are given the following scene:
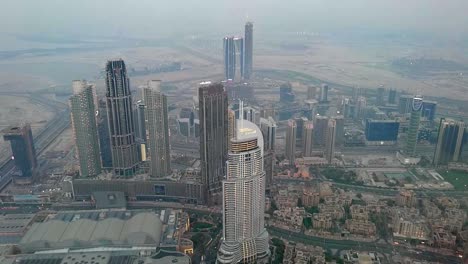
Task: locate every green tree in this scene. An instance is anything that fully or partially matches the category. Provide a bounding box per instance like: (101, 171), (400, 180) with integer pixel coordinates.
(303, 217), (313, 229)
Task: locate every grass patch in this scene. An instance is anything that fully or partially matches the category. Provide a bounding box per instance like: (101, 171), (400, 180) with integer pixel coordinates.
(192, 222), (213, 230)
(438, 170), (468, 191)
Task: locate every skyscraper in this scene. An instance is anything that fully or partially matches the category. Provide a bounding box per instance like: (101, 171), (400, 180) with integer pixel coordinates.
(388, 89), (397, 104)
(105, 59), (139, 176)
(142, 80), (171, 178)
(377, 85), (385, 106)
(325, 119), (337, 164)
(313, 115), (329, 146)
(422, 100), (437, 122)
(433, 119), (465, 166)
(70, 80), (101, 177)
(319, 83), (329, 102)
(260, 117), (276, 151)
(199, 82), (228, 199)
(285, 119), (297, 165)
(398, 95), (413, 114)
(244, 22), (253, 80)
(134, 101), (146, 142)
(97, 99), (112, 169)
(302, 121), (314, 157)
(334, 115), (345, 147)
(279, 83), (295, 103)
(217, 118), (269, 264)
(355, 96), (367, 120)
(2, 124), (37, 182)
(307, 86), (317, 100)
(260, 117), (276, 189)
(223, 36), (244, 80)
(404, 96), (423, 157)
(228, 109), (236, 151)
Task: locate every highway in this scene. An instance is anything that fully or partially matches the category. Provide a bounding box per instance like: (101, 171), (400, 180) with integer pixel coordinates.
(0, 92), (70, 191)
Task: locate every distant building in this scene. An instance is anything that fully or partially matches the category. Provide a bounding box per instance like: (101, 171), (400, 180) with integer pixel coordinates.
(285, 119), (297, 165)
(307, 86), (317, 100)
(422, 100), (437, 122)
(243, 22), (253, 79)
(365, 119), (400, 145)
(325, 119), (337, 164)
(319, 83), (329, 102)
(228, 109), (236, 151)
(404, 96), (423, 157)
(433, 119), (465, 166)
(355, 96), (367, 120)
(388, 88), (397, 104)
(280, 83), (295, 103)
(334, 115), (345, 147)
(199, 82), (228, 200)
(69, 80), (101, 177)
(260, 117), (276, 151)
(377, 85), (385, 106)
(97, 99), (112, 168)
(302, 121), (314, 157)
(223, 36), (244, 80)
(313, 116), (329, 146)
(2, 124), (37, 182)
(398, 95), (413, 114)
(134, 101), (146, 142)
(142, 80), (171, 178)
(105, 59), (139, 176)
(217, 119), (269, 263)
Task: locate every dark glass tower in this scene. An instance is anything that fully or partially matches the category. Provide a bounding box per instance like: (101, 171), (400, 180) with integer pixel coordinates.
(2, 124), (37, 181)
(105, 59), (139, 176)
(433, 119), (465, 166)
(199, 82), (228, 200)
(244, 22), (253, 79)
(97, 99), (113, 169)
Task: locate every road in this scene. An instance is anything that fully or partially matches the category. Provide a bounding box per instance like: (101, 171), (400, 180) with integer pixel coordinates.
(0, 92), (70, 191)
(268, 226), (461, 263)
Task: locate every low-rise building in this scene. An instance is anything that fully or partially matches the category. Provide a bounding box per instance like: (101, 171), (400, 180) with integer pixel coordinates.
(319, 204), (345, 220)
(302, 190), (320, 207)
(274, 207), (307, 229)
(434, 197), (460, 209)
(431, 229), (456, 249)
(312, 213), (333, 230)
(350, 205), (369, 221)
(392, 208), (428, 241)
(343, 251), (381, 264)
(345, 219), (376, 236)
(396, 190), (416, 207)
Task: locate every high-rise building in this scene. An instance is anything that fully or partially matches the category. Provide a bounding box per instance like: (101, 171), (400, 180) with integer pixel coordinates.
(295, 117), (308, 140)
(307, 86), (317, 100)
(2, 124), (37, 182)
(97, 99), (112, 169)
(325, 119), (337, 164)
(260, 117), (276, 151)
(404, 96), (423, 157)
(134, 101), (146, 142)
(217, 119), (270, 264)
(388, 89), (397, 104)
(142, 80), (171, 178)
(376, 85), (385, 106)
(365, 119), (400, 145)
(279, 83), (295, 103)
(355, 96), (367, 120)
(285, 119), (297, 165)
(313, 116), (329, 146)
(422, 100), (437, 122)
(319, 83), (329, 102)
(244, 22), (253, 80)
(105, 59), (139, 176)
(398, 95), (413, 114)
(260, 116), (276, 189)
(302, 121), (314, 157)
(334, 115), (345, 147)
(433, 119), (465, 166)
(223, 36), (244, 80)
(199, 82), (228, 199)
(69, 80), (101, 177)
(228, 109), (236, 151)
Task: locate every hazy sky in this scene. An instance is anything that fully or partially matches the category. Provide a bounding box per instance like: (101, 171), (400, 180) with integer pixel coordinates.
(1, 0), (468, 39)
